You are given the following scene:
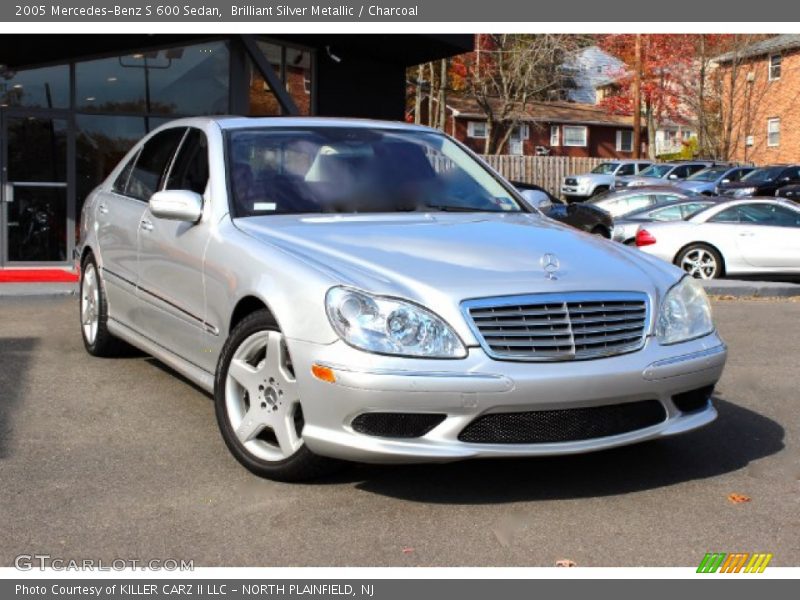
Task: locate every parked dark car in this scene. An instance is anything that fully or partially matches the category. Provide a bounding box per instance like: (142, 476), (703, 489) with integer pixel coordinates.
(512, 181), (613, 238)
(775, 183), (800, 203)
(611, 197), (723, 244)
(718, 164), (800, 198)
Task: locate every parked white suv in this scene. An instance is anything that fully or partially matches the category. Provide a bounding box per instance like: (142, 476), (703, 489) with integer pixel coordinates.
(561, 160), (653, 202)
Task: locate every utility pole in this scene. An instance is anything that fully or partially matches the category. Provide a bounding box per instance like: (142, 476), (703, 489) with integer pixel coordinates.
(438, 59), (447, 132)
(414, 64), (423, 124)
(632, 34), (642, 159)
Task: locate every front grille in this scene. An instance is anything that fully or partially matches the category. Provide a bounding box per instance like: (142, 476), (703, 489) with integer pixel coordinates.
(458, 400), (666, 444)
(565, 178), (578, 186)
(351, 413), (446, 438)
(465, 293), (648, 361)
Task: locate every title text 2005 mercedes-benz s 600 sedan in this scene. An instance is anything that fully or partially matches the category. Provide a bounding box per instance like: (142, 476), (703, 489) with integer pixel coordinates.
(77, 117), (727, 481)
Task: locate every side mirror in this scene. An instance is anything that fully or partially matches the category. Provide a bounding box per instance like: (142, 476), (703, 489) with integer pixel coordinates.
(149, 190), (203, 222)
(668, 173), (679, 180)
(720, 178), (730, 184)
(519, 189), (553, 210)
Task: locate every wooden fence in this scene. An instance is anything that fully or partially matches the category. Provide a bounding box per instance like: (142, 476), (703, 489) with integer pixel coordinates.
(481, 155), (606, 195)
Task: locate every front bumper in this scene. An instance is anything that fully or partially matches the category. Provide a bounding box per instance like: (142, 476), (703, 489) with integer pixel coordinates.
(287, 333), (727, 463)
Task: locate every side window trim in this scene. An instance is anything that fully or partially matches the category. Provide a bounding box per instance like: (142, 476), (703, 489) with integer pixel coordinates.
(162, 128), (193, 193)
(165, 127), (210, 195)
(112, 148), (142, 198)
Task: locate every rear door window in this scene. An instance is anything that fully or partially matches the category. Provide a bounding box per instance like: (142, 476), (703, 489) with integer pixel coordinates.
(126, 127), (187, 201)
(617, 163), (636, 176)
(166, 128), (209, 195)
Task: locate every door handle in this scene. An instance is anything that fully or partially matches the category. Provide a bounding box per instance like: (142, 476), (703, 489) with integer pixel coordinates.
(97, 202), (109, 214)
(140, 219), (154, 232)
(738, 231), (755, 237)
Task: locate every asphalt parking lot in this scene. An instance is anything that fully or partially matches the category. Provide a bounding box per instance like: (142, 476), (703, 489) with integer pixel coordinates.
(1, 296), (798, 567)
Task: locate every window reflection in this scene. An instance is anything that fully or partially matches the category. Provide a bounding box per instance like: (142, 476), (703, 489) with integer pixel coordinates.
(76, 42), (229, 114)
(75, 115), (147, 205)
(249, 41), (312, 116)
(0, 65), (69, 108)
(6, 117), (67, 182)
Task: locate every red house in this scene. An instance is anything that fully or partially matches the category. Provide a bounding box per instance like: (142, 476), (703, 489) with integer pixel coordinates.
(442, 96), (646, 158)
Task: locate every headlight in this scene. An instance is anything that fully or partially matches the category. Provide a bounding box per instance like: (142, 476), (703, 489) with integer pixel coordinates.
(656, 277), (714, 345)
(734, 187), (756, 196)
(325, 286), (467, 358)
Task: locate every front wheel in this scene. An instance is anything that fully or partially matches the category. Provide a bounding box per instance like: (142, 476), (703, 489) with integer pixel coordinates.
(676, 244), (724, 280)
(214, 310), (342, 481)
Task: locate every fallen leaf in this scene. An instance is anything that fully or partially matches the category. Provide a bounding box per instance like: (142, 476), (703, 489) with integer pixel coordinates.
(401, 547), (414, 554)
(728, 493), (751, 504)
(555, 559), (577, 567)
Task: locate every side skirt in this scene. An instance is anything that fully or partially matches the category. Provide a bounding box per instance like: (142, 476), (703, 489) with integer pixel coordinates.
(107, 318), (215, 394)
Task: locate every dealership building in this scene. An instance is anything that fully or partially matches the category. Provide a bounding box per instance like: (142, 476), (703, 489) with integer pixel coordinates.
(0, 34), (471, 268)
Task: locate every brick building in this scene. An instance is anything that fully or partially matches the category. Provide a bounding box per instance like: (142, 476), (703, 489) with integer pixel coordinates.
(716, 34), (800, 164)
(441, 96), (645, 158)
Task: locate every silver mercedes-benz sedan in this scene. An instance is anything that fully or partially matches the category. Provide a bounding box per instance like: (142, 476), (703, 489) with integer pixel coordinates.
(77, 117), (727, 481)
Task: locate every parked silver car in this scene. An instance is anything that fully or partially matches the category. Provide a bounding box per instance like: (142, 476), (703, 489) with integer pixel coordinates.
(561, 160), (652, 201)
(612, 199), (721, 244)
(635, 198), (800, 279)
(77, 117), (727, 480)
(586, 186), (696, 218)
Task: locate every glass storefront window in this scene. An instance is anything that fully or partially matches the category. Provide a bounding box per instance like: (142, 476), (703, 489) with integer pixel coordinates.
(75, 41), (229, 114)
(75, 115), (147, 204)
(6, 117), (67, 182)
(7, 187), (68, 262)
(249, 41), (313, 116)
(0, 65), (70, 109)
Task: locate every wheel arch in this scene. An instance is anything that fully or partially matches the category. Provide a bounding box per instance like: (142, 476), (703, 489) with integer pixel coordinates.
(229, 295), (280, 335)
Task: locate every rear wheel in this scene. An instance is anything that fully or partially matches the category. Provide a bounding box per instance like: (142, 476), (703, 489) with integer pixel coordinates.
(676, 244), (724, 280)
(214, 310), (342, 481)
(79, 254), (129, 357)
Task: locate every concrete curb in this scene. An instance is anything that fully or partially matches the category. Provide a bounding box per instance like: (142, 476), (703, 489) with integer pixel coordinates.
(0, 283), (78, 297)
(702, 279), (800, 297)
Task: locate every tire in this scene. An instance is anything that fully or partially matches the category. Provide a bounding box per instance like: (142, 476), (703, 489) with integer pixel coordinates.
(79, 254), (130, 357)
(214, 309), (343, 481)
(676, 244), (725, 280)
(589, 186), (609, 198)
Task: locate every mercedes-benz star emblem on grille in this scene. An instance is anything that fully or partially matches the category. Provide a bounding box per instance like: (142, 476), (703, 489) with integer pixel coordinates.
(540, 253), (560, 280)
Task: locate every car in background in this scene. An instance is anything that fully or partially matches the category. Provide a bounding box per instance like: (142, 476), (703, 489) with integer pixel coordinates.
(585, 186), (698, 218)
(776, 184), (800, 203)
(513, 181), (614, 237)
(635, 199), (800, 279)
(560, 160), (653, 202)
(717, 165), (800, 198)
(613, 161), (714, 189)
(611, 198), (722, 244)
(675, 165), (754, 196)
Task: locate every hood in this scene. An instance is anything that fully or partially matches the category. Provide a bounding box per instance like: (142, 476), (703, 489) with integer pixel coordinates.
(676, 180), (712, 192)
(234, 213), (681, 304)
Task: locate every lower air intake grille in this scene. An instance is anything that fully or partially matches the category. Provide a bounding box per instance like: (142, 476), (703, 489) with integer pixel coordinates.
(352, 413), (446, 438)
(672, 385), (715, 413)
(458, 400), (666, 444)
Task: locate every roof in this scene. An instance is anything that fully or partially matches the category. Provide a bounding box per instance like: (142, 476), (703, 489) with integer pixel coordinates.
(154, 115), (436, 132)
(447, 96), (635, 127)
(714, 34), (800, 63)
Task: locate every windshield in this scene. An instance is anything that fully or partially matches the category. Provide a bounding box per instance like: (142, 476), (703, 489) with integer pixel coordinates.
(227, 128), (524, 216)
(591, 163), (620, 174)
(741, 166), (784, 184)
(687, 166), (729, 181)
(637, 164), (673, 178)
